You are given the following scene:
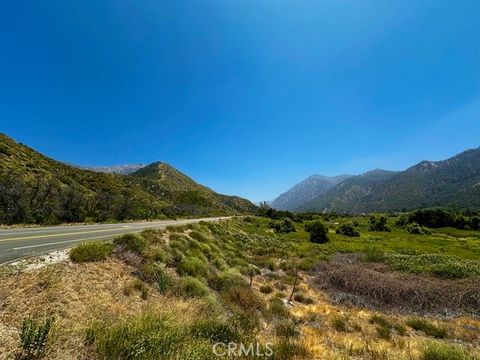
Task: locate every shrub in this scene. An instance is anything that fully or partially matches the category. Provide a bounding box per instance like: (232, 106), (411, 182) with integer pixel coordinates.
(336, 223), (360, 237)
(113, 233), (146, 253)
(305, 221), (329, 244)
(260, 284), (274, 294)
(268, 298), (290, 318)
(406, 318), (448, 338)
(369, 315), (392, 329)
(179, 276), (210, 298)
(223, 287), (266, 313)
(17, 316), (55, 360)
(406, 222), (431, 235)
(471, 217), (480, 231)
(69, 241), (113, 263)
(176, 256), (208, 278)
(368, 215), (390, 232)
(270, 218), (296, 234)
(420, 342), (474, 360)
(376, 325), (391, 340)
(331, 316), (348, 332)
(293, 293), (314, 304)
(209, 270), (249, 292)
(154, 269), (175, 294)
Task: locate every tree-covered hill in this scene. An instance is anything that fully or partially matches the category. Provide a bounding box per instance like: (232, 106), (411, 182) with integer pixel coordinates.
(0, 133), (256, 224)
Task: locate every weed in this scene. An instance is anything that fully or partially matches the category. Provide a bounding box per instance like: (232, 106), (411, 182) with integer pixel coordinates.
(420, 341), (475, 360)
(17, 316), (55, 360)
(406, 318), (448, 338)
(332, 316), (349, 332)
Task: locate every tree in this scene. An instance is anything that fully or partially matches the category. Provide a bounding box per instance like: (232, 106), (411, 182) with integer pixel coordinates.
(305, 220), (329, 243)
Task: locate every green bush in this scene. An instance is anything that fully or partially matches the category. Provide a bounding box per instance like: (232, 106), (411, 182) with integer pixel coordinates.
(368, 215), (390, 232)
(406, 222), (431, 235)
(305, 221), (329, 244)
(176, 256), (209, 278)
(17, 316), (55, 360)
(336, 223), (360, 237)
(270, 218), (296, 234)
(69, 241), (113, 263)
(113, 234), (146, 253)
(209, 269), (249, 292)
(406, 318), (448, 338)
(420, 342), (475, 360)
(179, 276), (210, 298)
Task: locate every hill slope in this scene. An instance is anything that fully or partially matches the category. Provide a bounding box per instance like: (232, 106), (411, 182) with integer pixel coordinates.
(299, 169), (398, 212)
(271, 175), (351, 211)
(0, 133), (256, 224)
(299, 149), (480, 213)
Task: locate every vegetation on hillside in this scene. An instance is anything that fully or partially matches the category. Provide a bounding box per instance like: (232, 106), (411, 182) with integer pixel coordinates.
(0, 133), (256, 224)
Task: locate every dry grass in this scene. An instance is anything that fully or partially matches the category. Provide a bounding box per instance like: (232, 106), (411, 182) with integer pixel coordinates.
(0, 259), (207, 360)
(314, 256), (480, 315)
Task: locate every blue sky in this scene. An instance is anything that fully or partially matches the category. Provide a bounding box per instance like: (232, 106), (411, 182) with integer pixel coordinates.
(1, 1), (479, 202)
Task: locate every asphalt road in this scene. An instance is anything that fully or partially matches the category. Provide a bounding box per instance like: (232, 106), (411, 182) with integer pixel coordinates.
(0, 217), (230, 264)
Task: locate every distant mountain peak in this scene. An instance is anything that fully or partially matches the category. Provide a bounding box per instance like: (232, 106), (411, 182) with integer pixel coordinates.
(270, 174), (352, 211)
(85, 164), (146, 175)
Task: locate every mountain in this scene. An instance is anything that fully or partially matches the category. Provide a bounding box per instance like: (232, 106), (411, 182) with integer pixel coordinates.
(85, 164), (146, 175)
(271, 175), (351, 211)
(298, 169), (398, 212)
(0, 133), (256, 224)
(298, 149), (480, 213)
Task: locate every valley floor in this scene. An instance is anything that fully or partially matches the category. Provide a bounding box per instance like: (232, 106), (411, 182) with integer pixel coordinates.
(0, 217), (479, 359)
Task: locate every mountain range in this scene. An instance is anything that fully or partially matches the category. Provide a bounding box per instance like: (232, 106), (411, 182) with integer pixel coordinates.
(84, 164), (146, 175)
(272, 148), (480, 213)
(270, 175), (351, 210)
(0, 133), (256, 224)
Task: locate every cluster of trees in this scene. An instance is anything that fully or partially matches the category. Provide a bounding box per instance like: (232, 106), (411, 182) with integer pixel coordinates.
(400, 209), (480, 230)
(0, 171), (162, 224)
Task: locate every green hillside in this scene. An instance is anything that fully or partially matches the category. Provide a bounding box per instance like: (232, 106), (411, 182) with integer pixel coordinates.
(0, 133), (256, 224)
(298, 149), (480, 213)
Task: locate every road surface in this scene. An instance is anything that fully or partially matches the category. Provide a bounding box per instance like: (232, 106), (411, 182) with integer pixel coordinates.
(0, 217), (230, 264)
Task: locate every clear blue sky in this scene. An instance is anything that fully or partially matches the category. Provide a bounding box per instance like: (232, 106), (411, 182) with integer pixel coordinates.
(1, 1), (479, 202)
